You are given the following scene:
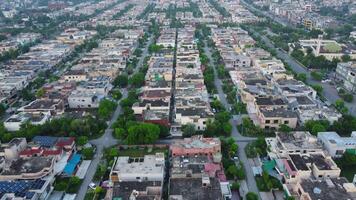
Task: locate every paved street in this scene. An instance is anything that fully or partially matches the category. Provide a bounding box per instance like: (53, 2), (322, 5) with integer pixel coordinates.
(76, 35), (154, 200)
(203, 42), (260, 197)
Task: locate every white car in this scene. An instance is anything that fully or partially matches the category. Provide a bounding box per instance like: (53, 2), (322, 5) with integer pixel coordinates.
(89, 182), (96, 190)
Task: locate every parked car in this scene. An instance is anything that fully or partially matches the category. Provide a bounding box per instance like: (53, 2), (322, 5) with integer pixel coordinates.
(89, 182), (96, 190)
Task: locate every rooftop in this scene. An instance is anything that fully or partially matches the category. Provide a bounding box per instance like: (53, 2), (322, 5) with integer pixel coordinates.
(169, 177), (223, 200)
(261, 108), (298, 118)
(112, 181), (162, 200)
(276, 131), (322, 150)
(255, 97), (285, 106)
(300, 178), (354, 200)
(1, 157), (53, 176)
(0, 179), (46, 199)
(172, 136), (221, 150)
(112, 153), (165, 176)
(289, 153), (336, 171)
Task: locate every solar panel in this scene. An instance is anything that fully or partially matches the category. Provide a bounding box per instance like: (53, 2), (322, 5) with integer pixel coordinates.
(0, 179), (46, 199)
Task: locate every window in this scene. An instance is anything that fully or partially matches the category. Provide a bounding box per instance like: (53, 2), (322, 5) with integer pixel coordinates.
(265, 120), (270, 124)
(273, 120), (278, 124)
(284, 121), (289, 124)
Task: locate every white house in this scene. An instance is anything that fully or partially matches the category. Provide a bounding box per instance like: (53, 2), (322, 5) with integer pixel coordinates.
(317, 131), (356, 157)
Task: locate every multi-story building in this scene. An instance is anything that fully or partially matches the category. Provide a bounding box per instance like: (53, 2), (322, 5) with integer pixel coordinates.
(335, 62), (356, 94)
(170, 135), (221, 157)
(265, 132), (341, 184)
(168, 136), (228, 200)
(109, 153), (165, 200)
(318, 131), (356, 158)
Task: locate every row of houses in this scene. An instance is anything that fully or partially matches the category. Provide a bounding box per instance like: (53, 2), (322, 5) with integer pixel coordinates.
(173, 26), (214, 133)
(107, 136), (231, 200)
(221, 1), (262, 24)
(210, 27), (341, 129)
(0, 33), (41, 55)
(132, 25), (214, 135)
(79, 0), (150, 28)
(2, 0), (148, 131)
(132, 27), (175, 127)
(65, 28), (143, 109)
(46, 0), (119, 20)
(0, 28), (96, 105)
(3, 27), (144, 132)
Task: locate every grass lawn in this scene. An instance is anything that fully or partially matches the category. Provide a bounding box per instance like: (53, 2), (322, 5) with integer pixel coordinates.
(340, 165), (356, 182)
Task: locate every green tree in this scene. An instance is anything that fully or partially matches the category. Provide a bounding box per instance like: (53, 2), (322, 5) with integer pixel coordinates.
(335, 99), (348, 114)
(98, 99), (117, 120)
(295, 73), (307, 83)
(227, 165), (239, 179)
(231, 182), (240, 190)
(341, 94), (353, 103)
(279, 124), (292, 133)
(312, 84), (323, 95)
(0, 104), (6, 117)
(234, 102), (247, 114)
(54, 180), (68, 191)
(67, 176), (82, 194)
(148, 44), (164, 53)
(114, 127), (126, 139)
(341, 55), (351, 62)
(311, 71), (323, 81)
(229, 143), (238, 157)
(304, 120), (329, 135)
(76, 136), (88, 146)
(111, 89), (122, 100)
(35, 88), (45, 98)
(21, 88), (35, 101)
(246, 192), (259, 200)
(311, 123), (326, 135)
(82, 147), (94, 160)
(182, 123), (196, 137)
(331, 115), (356, 136)
(236, 166), (246, 180)
(129, 72), (145, 88)
(223, 123), (232, 135)
(126, 123), (160, 144)
(113, 74), (128, 88)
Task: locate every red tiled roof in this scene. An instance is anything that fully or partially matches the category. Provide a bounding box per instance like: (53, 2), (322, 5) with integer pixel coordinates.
(19, 148), (43, 156)
(56, 137), (75, 147)
(43, 149), (62, 156)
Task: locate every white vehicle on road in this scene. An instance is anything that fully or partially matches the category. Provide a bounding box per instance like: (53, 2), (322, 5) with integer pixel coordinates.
(89, 182), (96, 190)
